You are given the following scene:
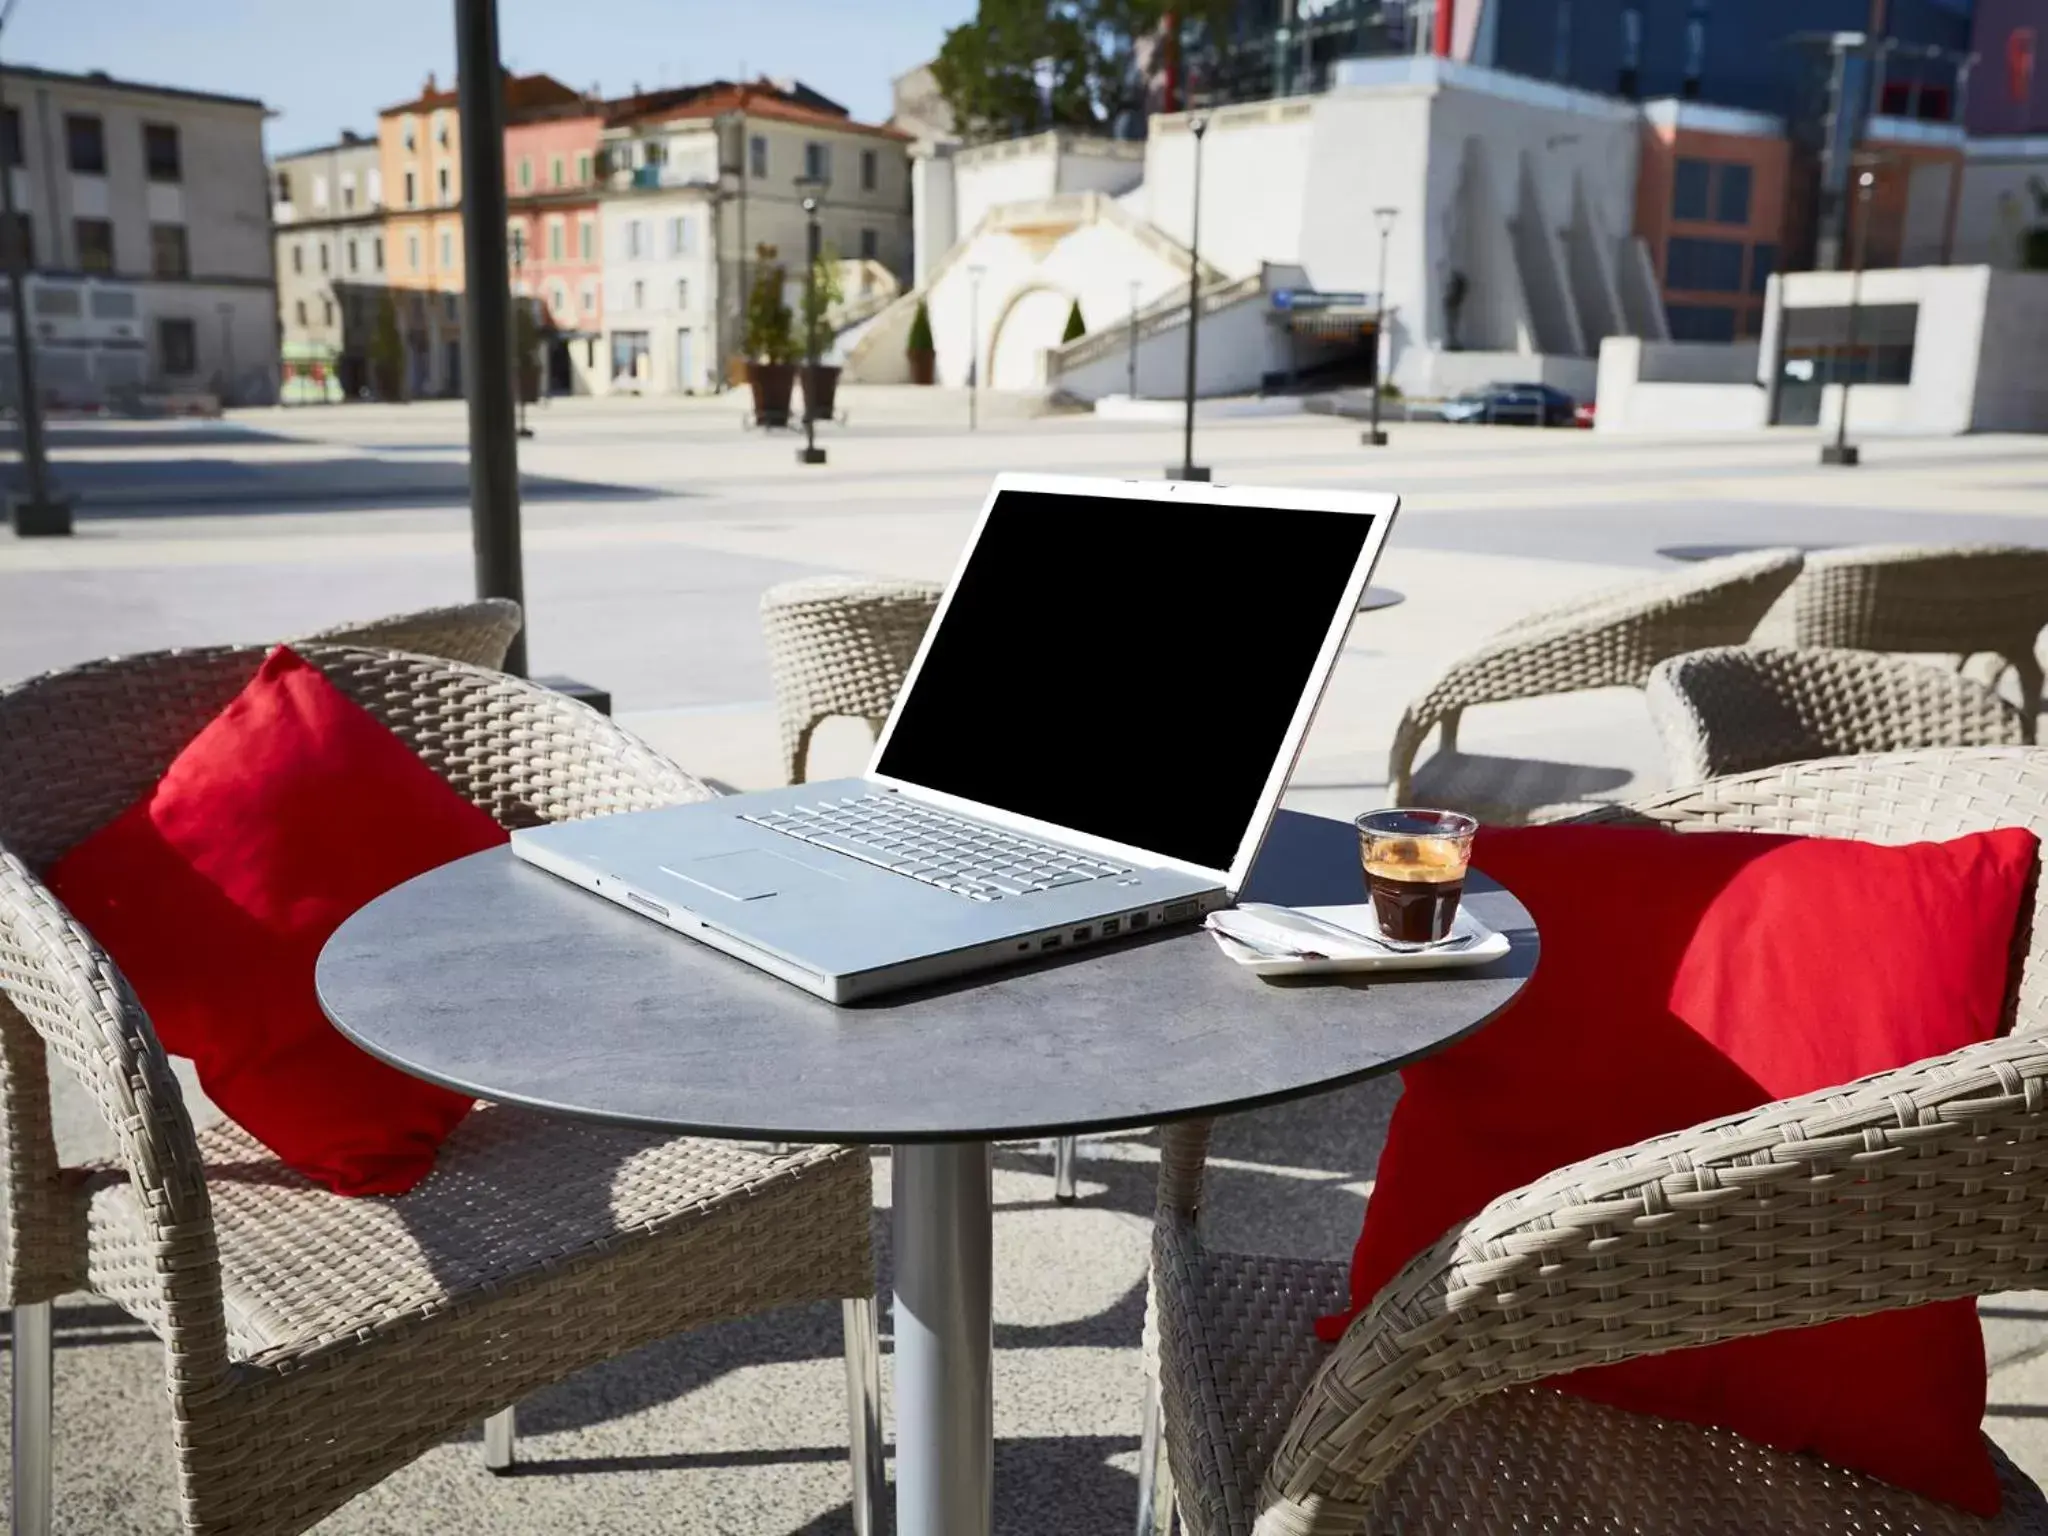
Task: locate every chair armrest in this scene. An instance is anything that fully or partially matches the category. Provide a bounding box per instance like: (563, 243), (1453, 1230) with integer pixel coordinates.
(1256, 1029), (2048, 1515)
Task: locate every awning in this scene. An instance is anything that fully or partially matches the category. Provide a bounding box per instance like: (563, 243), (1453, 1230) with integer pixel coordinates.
(1285, 311), (1376, 340)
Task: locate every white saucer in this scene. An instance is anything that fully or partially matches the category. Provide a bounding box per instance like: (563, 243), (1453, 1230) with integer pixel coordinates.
(1206, 900), (1508, 978)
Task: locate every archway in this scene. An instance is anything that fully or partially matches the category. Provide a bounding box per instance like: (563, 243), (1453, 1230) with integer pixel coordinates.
(987, 285), (1080, 390)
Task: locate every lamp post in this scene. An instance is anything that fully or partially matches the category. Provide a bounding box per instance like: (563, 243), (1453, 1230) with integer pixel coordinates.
(508, 223), (532, 439)
(795, 178), (827, 465)
(1821, 167), (1875, 467)
(1168, 113), (1210, 482)
(0, 4), (70, 535)
(1126, 279), (1141, 399)
(966, 263), (985, 432)
(1362, 206), (1397, 447)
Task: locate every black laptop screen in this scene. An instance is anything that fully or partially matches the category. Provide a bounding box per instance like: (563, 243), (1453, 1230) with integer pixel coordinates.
(873, 487), (1379, 872)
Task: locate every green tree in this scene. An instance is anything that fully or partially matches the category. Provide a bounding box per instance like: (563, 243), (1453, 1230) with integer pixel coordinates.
(745, 263), (796, 364)
(801, 244), (846, 359)
(907, 298), (935, 354)
(369, 293), (405, 400)
(1061, 298), (1087, 342)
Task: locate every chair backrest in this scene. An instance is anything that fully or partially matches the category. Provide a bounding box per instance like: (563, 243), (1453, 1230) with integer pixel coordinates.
(1649, 645), (2030, 784)
(300, 596), (524, 671)
(0, 644), (714, 1380)
(1761, 544), (2048, 655)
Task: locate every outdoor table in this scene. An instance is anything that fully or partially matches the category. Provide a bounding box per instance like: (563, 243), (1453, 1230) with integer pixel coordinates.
(1356, 585), (1407, 613)
(1658, 542), (1838, 563)
(317, 808), (1537, 1536)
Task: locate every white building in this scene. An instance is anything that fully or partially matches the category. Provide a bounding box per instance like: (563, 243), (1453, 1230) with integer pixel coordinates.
(0, 64), (275, 407)
(591, 80), (913, 395)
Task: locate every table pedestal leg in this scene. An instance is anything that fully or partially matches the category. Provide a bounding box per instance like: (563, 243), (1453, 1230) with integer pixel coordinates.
(892, 1140), (994, 1536)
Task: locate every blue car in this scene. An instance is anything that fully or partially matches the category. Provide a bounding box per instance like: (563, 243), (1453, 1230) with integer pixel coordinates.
(1440, 382), (1578, 427)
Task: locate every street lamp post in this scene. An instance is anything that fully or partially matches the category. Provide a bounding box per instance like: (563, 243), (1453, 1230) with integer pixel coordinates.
(1126, 279), (1141, 399)
(966, 264), (985, 432)
(796, 187), (827, 465)
(0, 9), (70, 535)
(1168, 113), (1210, 482)
(508, 224), (532, 439)
(1363, 206), (1397, 448)
(1821, 168), (1875, 468)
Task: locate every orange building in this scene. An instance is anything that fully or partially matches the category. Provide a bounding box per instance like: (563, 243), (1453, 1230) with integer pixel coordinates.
(376, 71), (580, 396)
(1635, 100), (1791, 343)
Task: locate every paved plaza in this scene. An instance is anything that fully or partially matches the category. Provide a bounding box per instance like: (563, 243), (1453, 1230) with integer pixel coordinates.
(4, 391), (2048, 1532)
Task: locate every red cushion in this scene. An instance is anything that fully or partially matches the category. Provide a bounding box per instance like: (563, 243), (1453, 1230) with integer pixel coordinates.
(1319, 822), (2039, 1515)
(48, 647), (504, 1196)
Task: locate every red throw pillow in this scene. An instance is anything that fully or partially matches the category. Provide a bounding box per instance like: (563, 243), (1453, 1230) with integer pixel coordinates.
(48, 646), (505, 1196)
(1320, 822), (2039, 1515)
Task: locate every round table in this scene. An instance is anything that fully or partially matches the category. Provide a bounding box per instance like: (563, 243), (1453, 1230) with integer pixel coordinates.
(1657, 542), (1839, 563)
(1356, 585), (1407, 613)
(317, 809), (1536, 1536)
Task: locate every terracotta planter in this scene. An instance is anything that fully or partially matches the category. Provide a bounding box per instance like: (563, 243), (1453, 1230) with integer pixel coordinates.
(747, 361), (795, 427)
(801, 364), (842, 422)
(908, 348), (936, 386)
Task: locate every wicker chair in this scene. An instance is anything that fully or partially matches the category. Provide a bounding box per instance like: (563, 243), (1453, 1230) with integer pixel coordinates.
(1141, 746), (2048, 1536)
(298, 596), (526, 671)
(0, 644), (883, 1536)
(1387, 550), (1805, 824)
(761, 575), (941, 785)
(1755, 545), (2048, 740)
(1650, 646), (2031, 785)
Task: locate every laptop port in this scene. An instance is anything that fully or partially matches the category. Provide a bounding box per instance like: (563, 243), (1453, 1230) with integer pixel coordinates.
(1129, 911), (1150, 931)
(1101, 917), (1121, 936)
(1041, 934), (1062, 949)
(1073, 926), (1092, 942)
(624, 891), (671, 920)
(1163, 900), (1197, 923)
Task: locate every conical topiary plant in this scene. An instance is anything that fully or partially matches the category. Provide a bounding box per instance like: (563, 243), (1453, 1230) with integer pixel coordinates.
(1061, 299), (1086, 343)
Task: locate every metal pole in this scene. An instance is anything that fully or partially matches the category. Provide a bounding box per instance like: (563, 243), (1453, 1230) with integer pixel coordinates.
(1364, 208), (1394, 447)
(1171, 116), (1209, 481)
(798, 196), (824, 464)
(510, 227), (532, 439)
(455, 0), (527, 673)
(967, 266), (981, 431)
(1126, 279), (1139, 399)
(0, 41), (68, 534)
(1823, 170), (1871, 466)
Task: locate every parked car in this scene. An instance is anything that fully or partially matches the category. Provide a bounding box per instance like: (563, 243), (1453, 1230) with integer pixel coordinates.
(1440, 382), (1578, 427)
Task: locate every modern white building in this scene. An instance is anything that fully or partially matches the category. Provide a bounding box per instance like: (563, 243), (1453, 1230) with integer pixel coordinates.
(0, 64), (275, 407)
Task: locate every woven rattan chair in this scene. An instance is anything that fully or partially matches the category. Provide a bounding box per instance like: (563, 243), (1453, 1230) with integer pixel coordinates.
(1755, 545), (2048, 740)
(761, 575), (941, 786)
(1140, 745), (2048, 1536)
(1650, 645), (2030, 785)
(299, 596), (525, 670)
(0, 644), (882, 1536)
(1387, 550), (1805, 824)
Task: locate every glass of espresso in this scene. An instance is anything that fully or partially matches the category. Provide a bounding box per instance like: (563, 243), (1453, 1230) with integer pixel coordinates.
(1354, 808), (1478, 947)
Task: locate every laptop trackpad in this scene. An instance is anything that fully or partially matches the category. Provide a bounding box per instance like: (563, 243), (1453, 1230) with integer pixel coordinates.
(659, 849), (828, 902)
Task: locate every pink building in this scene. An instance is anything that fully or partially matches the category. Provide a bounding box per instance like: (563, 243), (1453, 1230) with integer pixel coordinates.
(505, 99), (606, 390)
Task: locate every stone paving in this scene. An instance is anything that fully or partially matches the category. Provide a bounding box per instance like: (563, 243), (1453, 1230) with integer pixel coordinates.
(3, 391), (2047, 1532)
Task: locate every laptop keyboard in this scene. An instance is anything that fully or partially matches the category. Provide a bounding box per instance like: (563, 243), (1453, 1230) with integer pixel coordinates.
(742, 794), (1131, 902)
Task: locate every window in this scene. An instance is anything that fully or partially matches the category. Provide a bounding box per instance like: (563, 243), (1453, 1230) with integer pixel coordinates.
(549, 280), (567, 317)
(407, 233), (421, 271)
(1673, 159), (1712, 221)
(676, 327), (695, 389)
(368, 167), (383, 205)
(317, 240), (330, 273)
(31, 286), (79, 318)
(75, 217), (114, 272)
(347, 237), (359, 273)
(341, 173), (356, 211)
(143, 122), (181, 182)
(1, 105), (20, 167)
(547, 218), (565, 260)
(1714, 163), (1752, 225)
(576, 151), (592, 183)
(675, 277), (689, 308)
(322, 298), (335, 326)
(1749, 242), (1777, 294)
(1783, 303), (1918, 384)
(150, 223), (189, 278)
(434, 112), (449, 147)
(1666, 303), (1736, 343)
(1665, 236), (1745, 291)
(670, 214), (697, 256)
(374, 235), (385, 271)
(861, 148), (877, 191)
(610, 330), (650, 384)
(578, 216), (594, 260)
(626, 218), (645, 259)
(544, 154), (560, 187)
(580, 279), (596, 315)
(0, 213), (32, 266)
(402, 117), (417, 150)
(291, 242), (304, 275)
(439, 229), (453, 267)
(312, 174), (329, 211)
(90, 288), (135, 320)
(294, 298), (308, 326)
(631, 278), (645, 309)
(159, 316), (197, 375)
(859, 228), (878, 261)
(749, 134), (767, 178)
(65, 113), (105, 174)
(803, 141), (830, 183)
(437, 165), (451, 204)
(404, 168), (417, 207)
(517, 156), (533, 190)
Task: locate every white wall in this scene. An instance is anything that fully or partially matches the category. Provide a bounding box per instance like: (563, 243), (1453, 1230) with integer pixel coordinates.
(1784, 265), (1986, 437)
(1596, 339), (1766, 431)
(912, 148), (956, 288)
(597, 190), (718, 395)
(953, 139), (1063, 244)
(1972, 270), (2048, 433)
(1143, 100), (1319, 282)
(1050, 289), (1285, 401)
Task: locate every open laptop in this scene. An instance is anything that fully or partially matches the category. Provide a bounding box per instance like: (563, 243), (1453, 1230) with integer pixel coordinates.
(511, 473), (1398, 1003)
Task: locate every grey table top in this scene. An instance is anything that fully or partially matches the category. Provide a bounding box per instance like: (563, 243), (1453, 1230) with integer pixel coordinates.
(316, 810), (1537, 1144)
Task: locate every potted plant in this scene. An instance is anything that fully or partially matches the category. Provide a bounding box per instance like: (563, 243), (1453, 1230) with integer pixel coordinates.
(800, 245), (846, 423)
(906, 297), (936, 385)
(744, 263), (797, 426)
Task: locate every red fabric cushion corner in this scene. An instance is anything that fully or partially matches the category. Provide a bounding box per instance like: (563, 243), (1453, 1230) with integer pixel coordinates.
(47, 645), (505, 1196)
(1319, 821), (2039, 1516)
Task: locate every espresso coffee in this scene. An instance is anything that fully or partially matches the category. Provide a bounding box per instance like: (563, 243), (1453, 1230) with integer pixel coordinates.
(1363, 835), (1468, 945)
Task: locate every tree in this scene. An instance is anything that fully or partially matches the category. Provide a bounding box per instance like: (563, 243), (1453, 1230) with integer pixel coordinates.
(1062, 299), (1087, 342)
(745, 263), (796, 364)
(369, 293), (405, 400)
(907, 298), (935, 355)
(801, 243), (846, 359)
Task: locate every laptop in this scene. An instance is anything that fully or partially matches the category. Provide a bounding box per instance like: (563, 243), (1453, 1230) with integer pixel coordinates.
(511, 472), (1398, 1003)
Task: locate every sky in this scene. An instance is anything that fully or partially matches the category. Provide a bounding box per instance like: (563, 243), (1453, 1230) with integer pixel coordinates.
(3, 0), (975, 155)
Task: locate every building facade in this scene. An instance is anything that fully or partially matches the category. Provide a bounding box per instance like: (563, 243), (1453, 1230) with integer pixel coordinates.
(504, 97), (605, 393)
(591, 79), (914, 396)
(272, 131), (386, 400)
(0, 65), (274, 407)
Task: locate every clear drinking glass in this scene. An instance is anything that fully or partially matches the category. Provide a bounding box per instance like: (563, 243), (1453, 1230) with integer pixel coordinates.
(1354, 808), (1478, 947)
